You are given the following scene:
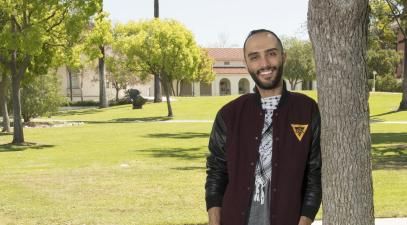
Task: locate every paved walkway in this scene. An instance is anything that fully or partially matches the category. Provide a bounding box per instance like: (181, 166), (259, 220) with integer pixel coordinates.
(313, 218), (407, 225)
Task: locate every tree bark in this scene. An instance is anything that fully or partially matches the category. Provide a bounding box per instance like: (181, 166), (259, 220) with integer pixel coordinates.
(399, 35), (407, 110)
(99, 45), (108, 108)
(308, 0), (375, 224)
(67, 66), (73, 102)
(161, 74), (173, 117)
(154, 0), (159, 18)
(153, 0), (162, 103)
(115, 87), (119, 102)
(10, 51), (25, 144)
(80, 70), (84, 102)
(0, 71), (10, 132)
(154, 73), (162, 102)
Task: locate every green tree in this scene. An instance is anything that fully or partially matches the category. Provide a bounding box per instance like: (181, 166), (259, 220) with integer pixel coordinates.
(116, 19), (214, 117)
(0, 0), (99, 144)
(368, 0), (403, 91)
(375, 0), (407, 109)
(83, 10), (113, 108)
(367, 48), (401, 77)
(282, 38), (316, 90)
(105, 53), (140, 102)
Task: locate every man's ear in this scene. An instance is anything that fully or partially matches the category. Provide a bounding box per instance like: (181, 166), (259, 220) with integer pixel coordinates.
(282, 52), (287, 63)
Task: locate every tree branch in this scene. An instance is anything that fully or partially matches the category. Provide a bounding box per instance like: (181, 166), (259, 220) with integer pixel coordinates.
(385, 0), (407, 38)
(11, 16), (22, 32)
(45, 8), (68, 32)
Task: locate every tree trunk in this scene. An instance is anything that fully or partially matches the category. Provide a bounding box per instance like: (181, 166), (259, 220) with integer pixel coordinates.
(161, 75), (173, 117)
(153, 1), (162, 103)
(67, 66), (73, 102)
(399, 35), (407, 110)
(115, 87), (119, 102)
(0, 71), (10, 132)
(80, 70), (84, 102)
(289, 80), (296, 90)
(154, 74), (162, 102)
(308, 0), (374, 224)
(99, 45), (108, 108)
(154, 0), (159, 18)
(10, 54), (24, 144)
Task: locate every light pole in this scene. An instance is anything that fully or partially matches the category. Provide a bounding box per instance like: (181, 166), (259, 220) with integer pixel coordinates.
(372, 71), (377, 92)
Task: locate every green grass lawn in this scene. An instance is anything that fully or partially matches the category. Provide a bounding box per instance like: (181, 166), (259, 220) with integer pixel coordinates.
(0, 91), (406, 224)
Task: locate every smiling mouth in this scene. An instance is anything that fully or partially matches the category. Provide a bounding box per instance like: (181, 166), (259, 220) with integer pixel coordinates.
(258, 69), (275, 79)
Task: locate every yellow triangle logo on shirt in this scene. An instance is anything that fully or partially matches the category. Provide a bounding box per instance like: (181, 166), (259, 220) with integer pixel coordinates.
(291, 124), (308, 141)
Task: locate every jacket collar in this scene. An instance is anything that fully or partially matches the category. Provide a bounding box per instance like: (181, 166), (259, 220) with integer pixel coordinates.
(253, 81), (289, 109)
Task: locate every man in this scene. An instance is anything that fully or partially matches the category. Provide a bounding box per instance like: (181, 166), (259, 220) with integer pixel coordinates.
(205, 29), (322, 225)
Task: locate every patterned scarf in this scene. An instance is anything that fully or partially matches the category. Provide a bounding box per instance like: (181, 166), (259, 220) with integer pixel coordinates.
(253, 95), (281, 204)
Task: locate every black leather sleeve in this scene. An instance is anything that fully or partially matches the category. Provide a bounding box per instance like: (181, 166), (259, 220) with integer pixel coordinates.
(301, 104), (322, 220)
(205, 112), (228, 211)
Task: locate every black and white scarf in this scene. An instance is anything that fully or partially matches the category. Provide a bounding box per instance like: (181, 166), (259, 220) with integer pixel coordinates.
(253, 95), (281, 204)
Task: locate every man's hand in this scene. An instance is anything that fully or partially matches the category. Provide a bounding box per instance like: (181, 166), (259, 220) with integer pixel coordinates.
(208, 207), (221, 225)
(298, 216), (313, 225)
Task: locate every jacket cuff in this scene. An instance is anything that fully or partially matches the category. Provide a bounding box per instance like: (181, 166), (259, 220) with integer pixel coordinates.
(301, 204), (320, 221)
(206, 194), (223, 211)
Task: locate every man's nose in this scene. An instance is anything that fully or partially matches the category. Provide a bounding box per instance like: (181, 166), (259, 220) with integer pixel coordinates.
(259, 55), (271, 68)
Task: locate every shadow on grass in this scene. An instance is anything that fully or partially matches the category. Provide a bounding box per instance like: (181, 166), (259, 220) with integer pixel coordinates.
(82, 116), (172, 124)
(55, 108), (100, 117)
(0, 142), (55, 152)
(370, 110), (399, 118)
(372, 132), (407, 170)
(171, 166), (206, 171)
(0, 132), (12, 136)
(146, 132), (209, 139)
(111, 117), (172, 123)
(137, 147), (207, 160)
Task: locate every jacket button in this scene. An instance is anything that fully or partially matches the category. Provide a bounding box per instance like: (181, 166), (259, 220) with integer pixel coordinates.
(247, 186), (251, 190)
(275, 137), (279, 141)
(272, 188), (277, 192)
(250, 162), (255, 166)
(275, 113), (278, 117)
(274, 163), (278, 167)
(255, 136), (258, 140)
(241, 211), (245, 216)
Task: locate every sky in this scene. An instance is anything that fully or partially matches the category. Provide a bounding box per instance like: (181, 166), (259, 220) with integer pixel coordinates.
(104, 0), (310, 47)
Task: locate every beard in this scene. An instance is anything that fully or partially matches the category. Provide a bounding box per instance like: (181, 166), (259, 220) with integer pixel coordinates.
(248, 64), (284, 90)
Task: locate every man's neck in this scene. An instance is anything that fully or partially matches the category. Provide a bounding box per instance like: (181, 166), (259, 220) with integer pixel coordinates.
(258, 83), (283, 98)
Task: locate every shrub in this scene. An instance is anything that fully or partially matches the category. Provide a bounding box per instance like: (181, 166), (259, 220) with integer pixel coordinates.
(65, 100), (100, 107)
(126, 89), (147, 109)
(21, 73), (67, 122)
(376, 74), (402, 92)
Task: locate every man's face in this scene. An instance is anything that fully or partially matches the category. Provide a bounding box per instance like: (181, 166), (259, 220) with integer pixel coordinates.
(244, 32), (285, 90)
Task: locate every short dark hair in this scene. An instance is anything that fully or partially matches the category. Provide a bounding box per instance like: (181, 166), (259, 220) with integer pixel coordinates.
(243, 29), (284, 54)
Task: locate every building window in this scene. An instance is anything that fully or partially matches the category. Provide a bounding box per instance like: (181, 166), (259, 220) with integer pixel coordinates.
(224, 61), (230, 65)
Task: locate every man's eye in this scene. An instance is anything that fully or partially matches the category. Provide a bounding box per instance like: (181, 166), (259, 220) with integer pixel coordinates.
(250, 56), (258, 60)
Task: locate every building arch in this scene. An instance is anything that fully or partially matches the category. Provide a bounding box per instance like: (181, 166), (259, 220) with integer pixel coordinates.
(219, 78), (231, 95)
(238, 78), (250, 94)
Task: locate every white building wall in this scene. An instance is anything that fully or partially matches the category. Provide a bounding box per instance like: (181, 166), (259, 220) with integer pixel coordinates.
(59, 66), (153, 102)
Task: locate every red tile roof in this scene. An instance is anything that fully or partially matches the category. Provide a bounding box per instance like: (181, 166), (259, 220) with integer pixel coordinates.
(213, 67), (248, 74)
(206, 48), (244, 61)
